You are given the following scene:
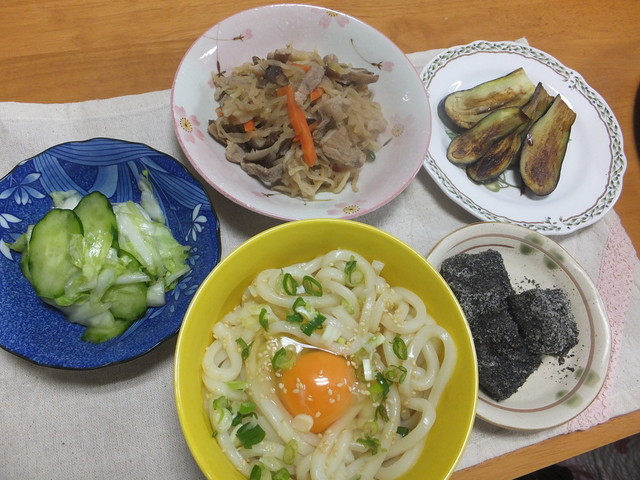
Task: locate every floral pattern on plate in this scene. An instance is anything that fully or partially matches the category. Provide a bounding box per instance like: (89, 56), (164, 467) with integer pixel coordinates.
(0, 138), (221, 369)
(171, 4), (430, 220)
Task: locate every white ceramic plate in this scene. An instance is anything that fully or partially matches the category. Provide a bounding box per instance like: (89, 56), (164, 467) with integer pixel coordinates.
(427, 222), (611, 430)
(421, 41), (627, 235)
(171, 4), (431, 220)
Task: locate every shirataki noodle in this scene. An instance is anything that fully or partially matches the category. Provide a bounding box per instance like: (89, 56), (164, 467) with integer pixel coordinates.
(208, 47), (388, 199)
(202, 249), (456, 480)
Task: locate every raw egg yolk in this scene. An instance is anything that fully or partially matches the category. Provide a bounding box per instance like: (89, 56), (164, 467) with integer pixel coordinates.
(277, 350), (355, 433)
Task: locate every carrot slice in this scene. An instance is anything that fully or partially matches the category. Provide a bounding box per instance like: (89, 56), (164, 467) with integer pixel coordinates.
(243, 119), (256, 132)
(290, 62), (310, 72)
(283, 84), (316, 167)
(309, 87), (324, 102)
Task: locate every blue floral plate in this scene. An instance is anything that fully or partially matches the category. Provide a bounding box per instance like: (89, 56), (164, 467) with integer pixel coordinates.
(0, 138), (221, 369)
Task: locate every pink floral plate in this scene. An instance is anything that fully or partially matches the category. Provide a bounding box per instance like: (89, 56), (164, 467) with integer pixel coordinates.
(171, 4), (431, 220)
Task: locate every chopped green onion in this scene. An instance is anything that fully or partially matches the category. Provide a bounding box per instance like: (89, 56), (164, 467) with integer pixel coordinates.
(212, 396), (229, 410)
(272, 347), (296, 371)
(344, 257), (364, 286)
(283, 439), (298, 465)
(238, 401), (257, 415)
(365, 149), (376, 162)
(369, 372), (390, 403)
(236, 422), (265, 449)
(384, 365), (408, 384)
(293, 296), (315, 321)
(236, 338), (251, 360)
(249, 464), (264, 480)
(286, 312), (303, 323)
(363, 420), (379, 436)
(258, 308), (269, 331)
(282, 272), (298, 295)
(363, 333), (385, 353)
(356, 435), (381, 455)
(302, 275), (323, 296)
(227, 380), (248, 391)
(375, 403), (389, 422)
(232, 409), (257, 426)
(392, 336), (408, 360)
(396, 426), (410, 437)
(301, 313), (326, 336)
(272, 468), (291, 480)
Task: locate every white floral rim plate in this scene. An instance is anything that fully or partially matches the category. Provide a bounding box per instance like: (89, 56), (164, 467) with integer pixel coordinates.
(171, 4), (430, 220)
(421, 41), (627, 235)
(427, 222), (611, 430)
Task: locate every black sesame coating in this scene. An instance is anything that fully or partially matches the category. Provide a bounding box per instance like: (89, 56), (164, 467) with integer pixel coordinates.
(440, 249), (514, 321)
(472, 308), (542, 401)
(510, 288), (579, 358)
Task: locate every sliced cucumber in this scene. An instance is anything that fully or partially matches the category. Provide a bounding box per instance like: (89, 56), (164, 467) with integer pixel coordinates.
(74, 191), (118, 245)
(82, 319), (133, 343)
(27, 209), (83, 299)
(104, 283), (148, 321)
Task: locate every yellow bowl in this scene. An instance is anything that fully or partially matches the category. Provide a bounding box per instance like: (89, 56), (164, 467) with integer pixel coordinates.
(174, 219), (477, 480)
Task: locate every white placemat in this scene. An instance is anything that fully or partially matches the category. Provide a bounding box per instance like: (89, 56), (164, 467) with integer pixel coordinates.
(0, 40), (638, 479)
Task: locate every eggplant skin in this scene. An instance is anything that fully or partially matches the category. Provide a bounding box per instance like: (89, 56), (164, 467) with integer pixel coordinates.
(439, 68), (536, 131)
(520, 95), (577, 196)
(466, 131), (524, 183)
(467, 83), (555, 183)
(447, 106), (529, 165)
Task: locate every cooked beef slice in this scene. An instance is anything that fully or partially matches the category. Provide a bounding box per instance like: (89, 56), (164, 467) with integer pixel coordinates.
(439, 249), (513, 321)
(510, 288), (578, 358)
(472, 308), (542, 401)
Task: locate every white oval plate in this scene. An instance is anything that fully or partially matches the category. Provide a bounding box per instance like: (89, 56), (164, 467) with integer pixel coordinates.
(171, 4), (431, 220)
(427, 222), (611, 430)
(421, 41), (627, 235)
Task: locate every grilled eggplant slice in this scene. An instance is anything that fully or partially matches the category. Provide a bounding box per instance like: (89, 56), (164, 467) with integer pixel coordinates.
(519, 95), (576, 195)
(447, 106), (529, 165)
(439, 68), (536, 131)
(467, 83), (554, 183)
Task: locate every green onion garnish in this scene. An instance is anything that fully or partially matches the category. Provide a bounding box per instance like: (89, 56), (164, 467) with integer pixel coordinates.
(249, 464), (264, 480)
(356, 435), (381, 455)
(283, 439), (298, 465)
(272, 468), (291, 480)
(211, 396), (229, 410)
(272, 347), (296, 371)
(227, 380), (248, 391)
(365, 149), (376, 162)
(375, 404), (389, 422)
(384, 365), (408, 384)
(344, 257), (363, 286)
(236, 422), (265, 449)
(282, 272), (298, 295)
(396, 426), (410, 437)
(236, 338), (251, 360)
(238, 401), (256, 415)
(392, 336), (408, 360)
(302, 275), (323, 296)
(301, 313), (326, 336)
(369, 372), (390, 403)
(258, 308), (269, 331)
(286, 312), (303, 323)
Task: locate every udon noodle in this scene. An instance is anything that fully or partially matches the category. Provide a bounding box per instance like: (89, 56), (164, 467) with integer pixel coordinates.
(208, 47), (388, 199)
(202, 249), (456, 480)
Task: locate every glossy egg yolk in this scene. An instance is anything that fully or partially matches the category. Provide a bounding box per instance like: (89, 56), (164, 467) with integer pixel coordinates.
(277, 350), (355, 433)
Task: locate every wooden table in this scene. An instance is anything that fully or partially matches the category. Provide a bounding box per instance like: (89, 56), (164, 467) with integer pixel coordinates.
(2, 0), (638, 478)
